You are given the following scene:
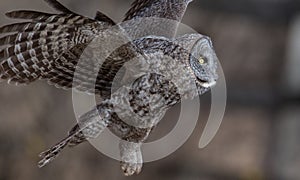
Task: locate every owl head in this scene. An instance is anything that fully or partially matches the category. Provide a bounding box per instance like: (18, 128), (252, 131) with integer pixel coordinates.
(175, 34), (219, 95)
(122, 33), (219, 97)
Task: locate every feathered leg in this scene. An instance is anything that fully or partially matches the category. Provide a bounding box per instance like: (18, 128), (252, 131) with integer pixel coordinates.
(119, 140), (143, 176)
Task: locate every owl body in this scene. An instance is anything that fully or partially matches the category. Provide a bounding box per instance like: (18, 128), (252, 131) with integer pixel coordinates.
(0, 0), (219, 176)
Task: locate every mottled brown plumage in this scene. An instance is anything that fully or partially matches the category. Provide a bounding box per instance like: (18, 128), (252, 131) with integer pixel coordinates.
(0, 6), (114, 90)
(124, 0), (192, 21)
(38, 33), (218, 176)
(0, 0), (219, 176)
(122, 0), (193, 40)
(0, 0), (140, 96)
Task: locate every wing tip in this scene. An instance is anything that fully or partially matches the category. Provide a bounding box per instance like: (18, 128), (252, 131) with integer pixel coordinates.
(44, 0), (73, 14)
(5, 11), (15, 18)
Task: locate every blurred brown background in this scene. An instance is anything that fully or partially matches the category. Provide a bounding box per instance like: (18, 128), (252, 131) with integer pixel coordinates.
(0, 0), (300, 179)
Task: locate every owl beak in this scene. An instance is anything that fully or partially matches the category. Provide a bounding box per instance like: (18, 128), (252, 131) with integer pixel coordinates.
(199, 80), (216, 88)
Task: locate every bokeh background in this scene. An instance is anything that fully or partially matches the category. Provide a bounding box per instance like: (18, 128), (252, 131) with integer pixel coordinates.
(0, 0), (300, 179)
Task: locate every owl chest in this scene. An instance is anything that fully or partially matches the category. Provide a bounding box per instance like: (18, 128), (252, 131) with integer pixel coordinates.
(128, 73), (181, 117)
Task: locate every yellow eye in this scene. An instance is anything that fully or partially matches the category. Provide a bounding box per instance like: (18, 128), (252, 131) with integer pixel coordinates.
(198, 57), (206, 64)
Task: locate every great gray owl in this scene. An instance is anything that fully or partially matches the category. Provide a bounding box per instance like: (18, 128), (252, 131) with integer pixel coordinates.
(0, 0), (218, 176)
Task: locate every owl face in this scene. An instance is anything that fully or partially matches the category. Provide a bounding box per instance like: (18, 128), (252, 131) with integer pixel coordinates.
(189, 36), (218, 94)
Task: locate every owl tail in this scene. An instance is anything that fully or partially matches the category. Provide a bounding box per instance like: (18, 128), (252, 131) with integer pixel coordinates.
(38, 124), (86, 168)
(38, 104), (112, 167)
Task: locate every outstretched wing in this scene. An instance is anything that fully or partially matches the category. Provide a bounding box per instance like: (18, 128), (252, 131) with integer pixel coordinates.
(0, 0), (119, 94)
(122, 0), (193, 38)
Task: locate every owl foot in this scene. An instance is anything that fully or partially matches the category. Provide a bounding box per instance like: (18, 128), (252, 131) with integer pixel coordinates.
(121, 160), (143, 176)
(119, 140), (143, 176)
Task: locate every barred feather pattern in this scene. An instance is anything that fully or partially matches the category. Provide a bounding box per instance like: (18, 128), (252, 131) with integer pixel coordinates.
(0, 0), (193, 94)
(38, 101), (113, 168)
(124, 0), (193, 21)
(122, 0), (193, 39)
(0, 7), (144, 97)
(0, 8), (114, 90)
(0, 0), (210, 176)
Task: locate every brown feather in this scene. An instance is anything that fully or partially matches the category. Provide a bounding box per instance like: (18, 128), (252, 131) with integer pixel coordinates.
(5, 10), (55, 20)
(124, 0), (153, 21)
(44, 0), (73, 14)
